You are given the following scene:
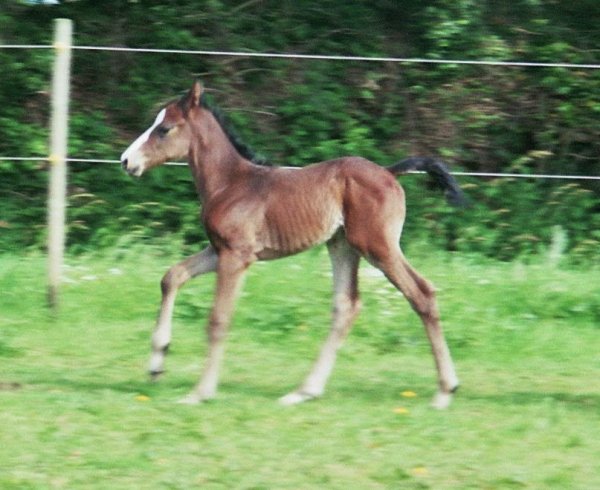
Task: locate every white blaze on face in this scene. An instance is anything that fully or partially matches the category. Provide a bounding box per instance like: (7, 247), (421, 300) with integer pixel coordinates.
(120, 108), (167, 165)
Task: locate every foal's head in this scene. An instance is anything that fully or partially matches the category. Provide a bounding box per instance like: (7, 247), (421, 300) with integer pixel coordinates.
(120, 81), (203, 177)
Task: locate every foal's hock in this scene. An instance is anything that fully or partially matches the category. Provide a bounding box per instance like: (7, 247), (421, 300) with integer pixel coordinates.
(120, 81), (463, 408)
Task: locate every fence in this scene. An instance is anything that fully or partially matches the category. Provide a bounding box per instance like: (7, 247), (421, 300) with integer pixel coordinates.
(1, 19), (599, 307)
(2, 156), (599, 181)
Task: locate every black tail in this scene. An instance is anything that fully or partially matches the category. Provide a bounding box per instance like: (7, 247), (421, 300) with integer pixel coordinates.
(387, 157), (467, 206)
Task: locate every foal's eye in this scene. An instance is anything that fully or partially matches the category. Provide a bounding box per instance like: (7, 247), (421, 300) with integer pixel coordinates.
(156, 126), (171, 138)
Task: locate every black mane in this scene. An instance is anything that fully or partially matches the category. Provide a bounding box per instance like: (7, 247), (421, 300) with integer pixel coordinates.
(199, 93), (270, 166)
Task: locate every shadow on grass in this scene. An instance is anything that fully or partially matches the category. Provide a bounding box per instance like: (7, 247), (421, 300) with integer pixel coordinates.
(220, 377), (422, 403)
(18, 367), (600, 412)
(26, 374), (404, 404)
(16, 374), (168, 398)
(464, 391), (600, 412)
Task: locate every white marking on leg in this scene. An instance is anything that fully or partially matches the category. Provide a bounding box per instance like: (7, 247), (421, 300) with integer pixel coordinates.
(181, 252), (248, 404)
(279, 391), (317, 406)
(193, 342), (226, 402)
(375, 250), (459, 409)
(149, 247), (219, 379)
(431, 391), (452, 410)
(280, 236), (360, 405)
(298, 294), (359, 393)
(178, 343), (226, 405)
(148, 290), (176, 376)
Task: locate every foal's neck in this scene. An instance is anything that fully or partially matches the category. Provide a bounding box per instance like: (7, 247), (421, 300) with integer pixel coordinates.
(188, 109), (254, 203)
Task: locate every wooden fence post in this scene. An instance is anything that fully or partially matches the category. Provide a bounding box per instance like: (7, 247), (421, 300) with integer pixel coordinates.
(47, 19), (72, 309)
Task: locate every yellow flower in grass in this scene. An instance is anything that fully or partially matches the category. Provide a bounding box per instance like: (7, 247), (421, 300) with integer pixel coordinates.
(401, 390), (417, 398)
(411, 466), (428, 476)
(135, 394), (151, 402)
(393, 406), (410, 415)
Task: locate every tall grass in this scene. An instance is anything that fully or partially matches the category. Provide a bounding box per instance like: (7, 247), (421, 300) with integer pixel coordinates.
(1, 247), (598, 489)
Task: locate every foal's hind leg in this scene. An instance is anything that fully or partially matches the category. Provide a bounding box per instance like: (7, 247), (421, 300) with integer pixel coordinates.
(373, 249), (459, 409)
(280, 234), (361, 405)
(149, 245), (218, 378)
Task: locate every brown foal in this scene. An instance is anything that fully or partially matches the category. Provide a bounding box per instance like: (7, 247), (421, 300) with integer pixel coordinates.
(120, 81), (463, 408)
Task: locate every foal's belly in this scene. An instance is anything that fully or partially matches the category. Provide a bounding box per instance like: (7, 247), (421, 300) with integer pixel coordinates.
(257, 205), (344, 260)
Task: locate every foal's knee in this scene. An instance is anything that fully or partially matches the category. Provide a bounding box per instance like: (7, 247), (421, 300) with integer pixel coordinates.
(207, 314), (229, 343)
(410, 283), (439, 323)
(160, 270), (175, 295)
(334, 294), (361, 315)
(332, 295), (362, 336)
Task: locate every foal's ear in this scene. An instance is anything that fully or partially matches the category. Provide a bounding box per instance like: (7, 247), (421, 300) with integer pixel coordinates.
(183, 80), (203, 113)
(190, 80), (203, 106)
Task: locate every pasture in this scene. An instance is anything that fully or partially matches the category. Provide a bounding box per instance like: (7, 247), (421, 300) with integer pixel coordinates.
(1, 246), (598, 489)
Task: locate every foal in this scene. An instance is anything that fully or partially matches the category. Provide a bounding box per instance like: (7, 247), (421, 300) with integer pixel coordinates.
(120, 81), (462, 408)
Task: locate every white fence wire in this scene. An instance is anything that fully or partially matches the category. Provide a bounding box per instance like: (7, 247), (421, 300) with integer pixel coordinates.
(1, 43), (599, 181)
(2, 43), (600, 69)
(1, 156), (599, 181)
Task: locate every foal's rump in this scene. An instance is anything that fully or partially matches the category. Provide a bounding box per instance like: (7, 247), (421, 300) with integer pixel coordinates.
(267, 156), (404, 209)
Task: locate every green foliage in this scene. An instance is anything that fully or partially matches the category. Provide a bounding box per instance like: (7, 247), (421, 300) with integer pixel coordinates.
(0, 1), (598, 262)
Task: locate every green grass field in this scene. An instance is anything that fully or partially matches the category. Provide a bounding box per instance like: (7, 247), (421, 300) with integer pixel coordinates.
(1, 246), (599, 489)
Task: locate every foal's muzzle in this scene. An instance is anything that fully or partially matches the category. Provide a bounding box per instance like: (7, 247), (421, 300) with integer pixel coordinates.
(121, 158), (143, 177)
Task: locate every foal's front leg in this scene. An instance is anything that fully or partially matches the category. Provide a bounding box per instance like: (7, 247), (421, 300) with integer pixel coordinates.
(180, 250), (250, 404)
(149, 246), (218, 378)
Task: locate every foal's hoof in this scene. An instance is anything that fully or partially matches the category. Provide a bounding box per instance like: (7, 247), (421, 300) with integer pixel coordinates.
(148, 347), (169, 379)
(431, 391), (453, 409)
(177, 388), (216, 405)
(149, 370), (165, 381)
(177, 393), (203, 405)
(279, 391), (319, 406)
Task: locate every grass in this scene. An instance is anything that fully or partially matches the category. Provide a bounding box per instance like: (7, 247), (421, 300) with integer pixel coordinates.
(1, 246), (599, 489)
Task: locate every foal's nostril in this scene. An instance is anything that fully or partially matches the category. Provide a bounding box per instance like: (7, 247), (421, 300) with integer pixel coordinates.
(121, 158), (128, 170)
